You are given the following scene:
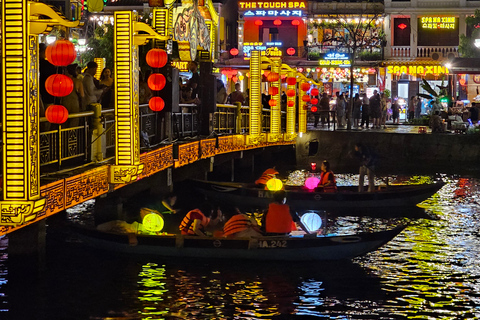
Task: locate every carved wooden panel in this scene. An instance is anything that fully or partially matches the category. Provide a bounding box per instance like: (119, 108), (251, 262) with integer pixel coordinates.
(65, 167), (109, 207)
(139, 145), (174, 178)
(200, 138), (216, 159)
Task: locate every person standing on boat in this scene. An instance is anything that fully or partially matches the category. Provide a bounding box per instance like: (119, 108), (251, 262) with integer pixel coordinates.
(264, 191), (310, 235)
(354, 143), (377, 192)
(255, 167), (279, 186)
(179, 203), (223, 236)
(317, 160), (337, 192)
(223, 208), (263, 238)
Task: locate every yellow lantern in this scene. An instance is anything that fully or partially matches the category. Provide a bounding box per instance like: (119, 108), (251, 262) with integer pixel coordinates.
(266, 178), (283, 191)
(142, 211), (165, 232)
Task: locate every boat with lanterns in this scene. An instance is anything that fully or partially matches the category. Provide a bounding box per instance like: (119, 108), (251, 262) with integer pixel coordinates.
(191, 178), (445, 214)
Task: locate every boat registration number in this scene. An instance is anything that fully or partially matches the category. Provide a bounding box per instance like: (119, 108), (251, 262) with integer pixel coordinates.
(259, 240), (287, 248)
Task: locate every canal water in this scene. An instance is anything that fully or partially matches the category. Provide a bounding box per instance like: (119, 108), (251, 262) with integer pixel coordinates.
(2, 174), (480, 319)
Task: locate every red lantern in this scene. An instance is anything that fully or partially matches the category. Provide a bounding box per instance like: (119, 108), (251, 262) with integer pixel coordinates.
(273, 19), (282, 26)
(291, 20), (300, 26)
(149, 97), (165, 111)
(311, 98), (319, 105)
(45, 104), (69, 124)
(45, 74), (73, 97)
(147, 73), (166, 91)
(311, 88), (319, 96)
(286, 77), (297, 86)
(286, 89), (296, 97)
(267, 72), (280, 82)
(268, 87), (279, 95)
(268, 99), (277, 107)
(311, 106), (318, 112)
(146, 49), (168, 68)
(287, 47), (296, 56)
(254, 20), (264, 26)
(302, 95), (310, 102)
(46, 40), (76, 67)
(232, 75), (238, 83)
(230, 48), (239, 56)
(287, 101), (295, 107)
(301, 83), (311, 91)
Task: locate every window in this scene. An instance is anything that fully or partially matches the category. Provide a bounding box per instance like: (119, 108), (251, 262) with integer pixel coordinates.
(393, 18), (410, 46)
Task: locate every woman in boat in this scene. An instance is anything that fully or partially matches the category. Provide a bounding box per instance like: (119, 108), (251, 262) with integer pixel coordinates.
(317, 160), (337, 192)
(179, 203), (223, 236)
(255, 167), (279, 186)
(264, 191), (309, 235)
(223, 207), (262, 238)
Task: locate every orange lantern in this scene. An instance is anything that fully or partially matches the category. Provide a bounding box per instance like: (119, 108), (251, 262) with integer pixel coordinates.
(46, 40), (76, 67)
(269, 87), (279, 95)
(267, 72), (280, 82)
(45, 74), (74, 97)
(230, 48), (239, 56)
(286, 77), (297, 86)
(268, 99), (277, 107)
(301, 83), (311, 91)
(146, 49), (168, 68)
(147, 73), (166, 91)
(311, 98), (319, 105)
(291, 20), (300, 26)
(149, 97), (165, 111)
(311, 106), (318, 112)
(287, 47), (296, 56)
(255, 20), (264, 26)
(311, 88), (319, 96)
(273, 19), (282, 26)
(302, 95), (310, 102)
(232, 75), (238, 83)
(45, 104), (69, 124)
(287, 101), (295, 107)
(286, 89), (296, 97)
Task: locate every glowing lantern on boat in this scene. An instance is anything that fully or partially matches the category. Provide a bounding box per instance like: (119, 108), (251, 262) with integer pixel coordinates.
(286, 77), (297, 85)
(287, 101), (295, 107)
(301, 83), (311, 91)
(311, 98), (319, 105)
(286, 89), (296, 97)
(147, 73), (166, 91)
(149, 96), (165, 111)
(268, 99), (277, 107)
(311, 88), (319, 96)
(311, 106), (318, 112)
(146, 48), (168, 68)
(46, 40), (76, 66)
(142, 212), (165, 232)
(45, 104), (69, 124)
(305, 176), (320, 190)
(300, 211), (323, 232)
(266, 178), (283, 191)
(310, 162), (317, 171)
(302, 95), (310, 102)
(268, 87), (279, 95)
(45, 74), (74, 97)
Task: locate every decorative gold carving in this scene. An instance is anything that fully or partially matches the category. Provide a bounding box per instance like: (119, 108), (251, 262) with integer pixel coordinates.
(284, 133), (297, 141)
(65, 167), (109, 207)
(0, 199), (45, 225)
(109, 164), (145, 184)
(38, 180), (65, 218)
(140, 145), (174, 178)
(201, 138), (216, 159)
(175, 142), (199, 168)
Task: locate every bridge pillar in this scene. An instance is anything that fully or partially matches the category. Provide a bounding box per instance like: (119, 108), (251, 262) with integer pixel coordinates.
(7, 220), (46, 271)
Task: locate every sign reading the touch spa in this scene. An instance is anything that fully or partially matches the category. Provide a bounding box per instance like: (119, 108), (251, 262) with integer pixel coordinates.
(239, 1), (306, 17)
(387, 65), (449, 75)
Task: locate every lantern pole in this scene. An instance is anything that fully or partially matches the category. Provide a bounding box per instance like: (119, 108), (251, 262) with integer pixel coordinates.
(268, 58), (282, 142)
(285, 71), (297, 140)
(1, 1), (78, 226)
(247, 50), (263, 145)
(298, 79), (308, 134)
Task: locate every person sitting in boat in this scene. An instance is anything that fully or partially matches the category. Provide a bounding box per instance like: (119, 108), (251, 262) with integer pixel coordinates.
(139, 192), (180, 234)
(179, 203), (224, 236)
(317, 160), (337, 192)
(353, 143), (377, 193)
(264, 191), (310, 235)
(223, 207), (263, 238)
(255, 167), (279, 186)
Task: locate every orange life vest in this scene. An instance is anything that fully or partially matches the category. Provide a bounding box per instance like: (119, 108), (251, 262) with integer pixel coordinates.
(265, 203), (294, 234)
(319, 171), (337, 192)
(255, 168), (279, 185)
(179, 209), (209, 235)
(223, 214), (252, 237)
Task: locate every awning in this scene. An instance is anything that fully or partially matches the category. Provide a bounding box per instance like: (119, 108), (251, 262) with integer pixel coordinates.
(382, 58), (445, 66)
(445, 58), (480, 74)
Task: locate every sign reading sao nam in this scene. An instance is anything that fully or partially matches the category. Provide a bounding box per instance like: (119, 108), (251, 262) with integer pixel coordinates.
(387, 65), (449, 75)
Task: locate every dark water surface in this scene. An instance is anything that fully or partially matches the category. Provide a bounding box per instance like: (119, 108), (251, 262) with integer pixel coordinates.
(2, 175), (480, 319)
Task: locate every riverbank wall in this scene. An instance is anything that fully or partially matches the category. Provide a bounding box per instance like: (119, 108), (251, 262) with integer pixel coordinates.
(296, 131), (480, 175)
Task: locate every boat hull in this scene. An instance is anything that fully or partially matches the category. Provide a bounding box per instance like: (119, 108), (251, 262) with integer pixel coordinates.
(71, 225), (406, 261)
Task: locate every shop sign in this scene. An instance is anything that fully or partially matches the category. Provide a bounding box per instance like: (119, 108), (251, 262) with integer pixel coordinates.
(386, 65), (449, 75)
(319, 52), (351, 67)
(420, 17), (456, 29)
(239, 0), (306, 17)
(473, 75), (480, 84)
(243, 41), (282, 58)
(171, 61), (189, 72)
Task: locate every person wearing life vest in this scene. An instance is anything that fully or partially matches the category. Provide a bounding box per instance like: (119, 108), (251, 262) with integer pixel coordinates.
(223, 208), (262, 238)
(255, 167), (279, 186)
(264, 191), (310, 235)
(179, 203), (223, 236)
(317, 160), (337, 192)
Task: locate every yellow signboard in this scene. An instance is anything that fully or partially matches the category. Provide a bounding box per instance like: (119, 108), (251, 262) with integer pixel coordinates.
(420, 17), (456, 29)
(171, 61), (189, 72)
(386, 65), (449, 75)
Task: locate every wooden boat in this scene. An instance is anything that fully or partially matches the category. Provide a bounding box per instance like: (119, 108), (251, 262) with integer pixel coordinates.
(191, 180), (445, 213)
(69, 224), (406, 261)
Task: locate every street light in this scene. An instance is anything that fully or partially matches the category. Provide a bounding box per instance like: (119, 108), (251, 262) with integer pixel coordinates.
(474, 39), (480, 48)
